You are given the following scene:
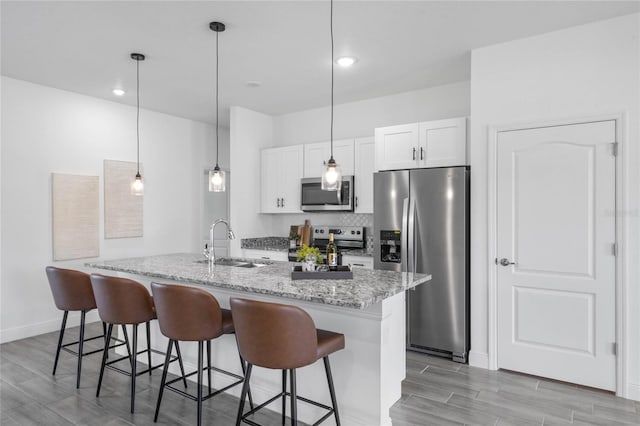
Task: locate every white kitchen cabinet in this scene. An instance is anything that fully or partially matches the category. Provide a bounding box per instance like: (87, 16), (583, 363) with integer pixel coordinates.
(375, 117), (466, 171)
(261, 145), (304, 213)
(303, 138), (354, 178)
(419, 117), (467, 167)
(241, 249), (288, 262)
(342, 254), (373, 270)
(354, 137), (375, 214)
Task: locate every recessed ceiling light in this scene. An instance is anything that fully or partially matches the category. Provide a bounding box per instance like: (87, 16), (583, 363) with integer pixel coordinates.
(335, 56), (357, 67)
(112, 88), (125, 96)
(245, 80), (262, 87)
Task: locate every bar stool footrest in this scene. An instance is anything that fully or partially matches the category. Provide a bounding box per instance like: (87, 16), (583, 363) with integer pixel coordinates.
(164, 365), (244, 402)
(239, 390), (335, 426)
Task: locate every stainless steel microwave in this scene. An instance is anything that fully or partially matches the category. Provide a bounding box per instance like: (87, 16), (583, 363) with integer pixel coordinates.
(300, 176), (354, 212)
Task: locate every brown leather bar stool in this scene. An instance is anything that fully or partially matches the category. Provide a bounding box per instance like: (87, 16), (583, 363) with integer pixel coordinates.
(46, 266), (127, 388)
(231, 297), (345, 426)
(90, 273), (187, 413)
(150, 282), (253, 426)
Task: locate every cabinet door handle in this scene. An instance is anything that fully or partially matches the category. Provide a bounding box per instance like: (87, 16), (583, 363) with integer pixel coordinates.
(353, 263), (365, 267)
(412, 147), (416, 160)
(420, 147), (424, 160)
(281, 198), (285, 208)
(355, 196), (358, 208)
(276, 198), (281, 208)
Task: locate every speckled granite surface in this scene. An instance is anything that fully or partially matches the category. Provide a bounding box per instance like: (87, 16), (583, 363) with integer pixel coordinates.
(240, 237), (288, 251)
(86, 253), (430, 310)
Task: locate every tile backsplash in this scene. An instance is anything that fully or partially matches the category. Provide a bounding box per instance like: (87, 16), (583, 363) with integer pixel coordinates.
(273, 213), (374, 253)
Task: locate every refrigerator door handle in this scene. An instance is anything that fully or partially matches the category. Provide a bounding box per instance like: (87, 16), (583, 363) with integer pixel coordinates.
(408, 198), (416, 273)
(401, 198), (409, 272)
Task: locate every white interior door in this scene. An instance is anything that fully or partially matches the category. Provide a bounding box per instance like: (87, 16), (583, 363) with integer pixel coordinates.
(496, 120), (616, 391)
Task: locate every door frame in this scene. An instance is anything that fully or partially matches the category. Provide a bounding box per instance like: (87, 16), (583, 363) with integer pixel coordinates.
(486, 112), (627, 397)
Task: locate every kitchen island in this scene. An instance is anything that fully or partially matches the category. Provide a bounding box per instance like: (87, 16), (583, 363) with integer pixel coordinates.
(86, 253), (431, 426)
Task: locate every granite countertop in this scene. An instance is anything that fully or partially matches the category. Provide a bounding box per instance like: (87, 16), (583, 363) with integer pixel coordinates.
(240, 237), (288, 252)
(86, 253), (430, 310)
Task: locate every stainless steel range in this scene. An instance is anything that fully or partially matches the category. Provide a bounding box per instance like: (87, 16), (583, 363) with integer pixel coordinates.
(288, 225), (365, 264)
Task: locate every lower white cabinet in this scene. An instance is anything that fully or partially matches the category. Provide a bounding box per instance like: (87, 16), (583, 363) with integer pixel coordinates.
(342, 255), (374, 270)
(241, 249), (288, 262)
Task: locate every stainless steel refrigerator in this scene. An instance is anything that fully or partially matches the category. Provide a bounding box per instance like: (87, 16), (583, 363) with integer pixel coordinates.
(373, 166), (470, 363)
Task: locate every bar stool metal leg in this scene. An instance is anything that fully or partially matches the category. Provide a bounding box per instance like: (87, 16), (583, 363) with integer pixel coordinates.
(76, 310), (86, 388)
(197, 341), (204, 426)
(323, 356), (341, 425)
(235, 363), (253, 426)
(97, 324), (113, 397)
(154, 339), (174, 422)
(146, 321), (152, 376)
(121, 325), (132, 361)
(130, 324), (138, 413)
(290, 368), (297, 426)
(239, 353), (255, 410)
(174, 341), (188, 388)
(281, 369), (287, 426)
(52, 311), (68, 375)
(206, 340), (212, 394)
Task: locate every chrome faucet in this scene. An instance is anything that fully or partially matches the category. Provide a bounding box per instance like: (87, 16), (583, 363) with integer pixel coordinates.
(205, 219), (236, 265)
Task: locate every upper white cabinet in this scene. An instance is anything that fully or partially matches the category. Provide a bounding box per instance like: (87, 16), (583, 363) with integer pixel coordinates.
(375, 117), (467, 171)
(354, 137), (375, 214)
(261, 145), (304, 213)
(303, 138), (354, 178)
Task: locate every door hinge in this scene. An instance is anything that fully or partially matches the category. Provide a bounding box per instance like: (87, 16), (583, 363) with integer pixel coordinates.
(612, 243), (618, 256)
(612, 142), (618, 157)
(613, 342), (617, 356)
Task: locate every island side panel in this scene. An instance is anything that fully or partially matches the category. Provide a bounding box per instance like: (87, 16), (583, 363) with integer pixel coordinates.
(113, 272), (402, 426)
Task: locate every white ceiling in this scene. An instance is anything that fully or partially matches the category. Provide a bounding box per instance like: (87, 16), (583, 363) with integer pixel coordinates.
(2, 1), (639, 126)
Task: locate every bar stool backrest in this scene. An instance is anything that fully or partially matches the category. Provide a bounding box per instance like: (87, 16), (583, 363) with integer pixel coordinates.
(230, 297), (318, 370)
(90, 274), (155, 325)
(46, 266), (96, 311)
(150, 282), (224, 342)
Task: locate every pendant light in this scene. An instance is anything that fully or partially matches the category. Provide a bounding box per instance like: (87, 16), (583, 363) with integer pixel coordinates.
(321, 0), (342, 192)
(209, 21), (226, 192)
(130, 52), (145, 196)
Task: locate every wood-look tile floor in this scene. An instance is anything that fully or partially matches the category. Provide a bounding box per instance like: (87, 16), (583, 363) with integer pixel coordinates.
(1, 323), (638, 425)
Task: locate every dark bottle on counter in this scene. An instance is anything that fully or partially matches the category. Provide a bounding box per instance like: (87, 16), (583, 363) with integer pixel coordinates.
(326, 233), (338, 271)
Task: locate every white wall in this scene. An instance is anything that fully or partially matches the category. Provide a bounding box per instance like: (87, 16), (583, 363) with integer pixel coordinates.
(274, 81), (470, 146)
(0, 77), (218, 343)
(228, 106), (275, 257)
(469, 13), (640, 399)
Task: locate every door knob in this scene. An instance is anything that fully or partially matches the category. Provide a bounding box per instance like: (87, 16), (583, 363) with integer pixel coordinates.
(499, 258), (516, 266)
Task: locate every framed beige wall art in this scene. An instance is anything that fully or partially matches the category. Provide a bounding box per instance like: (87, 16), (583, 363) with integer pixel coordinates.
(104, 159), (143, 238)
(52, 173), (100, 261)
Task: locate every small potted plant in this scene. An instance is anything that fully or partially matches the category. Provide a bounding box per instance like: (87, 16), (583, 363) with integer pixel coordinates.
(289, 231), (301, 249)
(296, 244), (323, 271)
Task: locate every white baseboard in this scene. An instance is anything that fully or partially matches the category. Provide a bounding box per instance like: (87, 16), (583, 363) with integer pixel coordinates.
(626, 381), (640, 402)
(468, 350), (490, 369)
(0, 311), (101, 344)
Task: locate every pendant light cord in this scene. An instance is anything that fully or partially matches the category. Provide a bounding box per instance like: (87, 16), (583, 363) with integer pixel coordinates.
(136, 57), (140, 174)
(330, 0), (334, 160)
(215, 29), (220, 168)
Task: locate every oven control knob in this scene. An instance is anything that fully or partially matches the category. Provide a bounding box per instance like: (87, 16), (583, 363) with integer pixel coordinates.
(335, 229), (341, 234)
(320, 229), (324, 233)
(351, 230), (355, 235)
(357, 231), (361, 235)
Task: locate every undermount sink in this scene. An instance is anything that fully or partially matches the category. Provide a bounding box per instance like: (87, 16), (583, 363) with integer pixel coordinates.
(194, 257), (272, 268)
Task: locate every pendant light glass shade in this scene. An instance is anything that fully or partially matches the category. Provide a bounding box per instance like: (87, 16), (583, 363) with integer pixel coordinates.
(321, 158), (342, 191)
(209, 166), (226, 192)
(209, 21), (226, 192)
(131, 172), (144, 196)
(322, 0), (340, 191)
(130, 52), (145, 196)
